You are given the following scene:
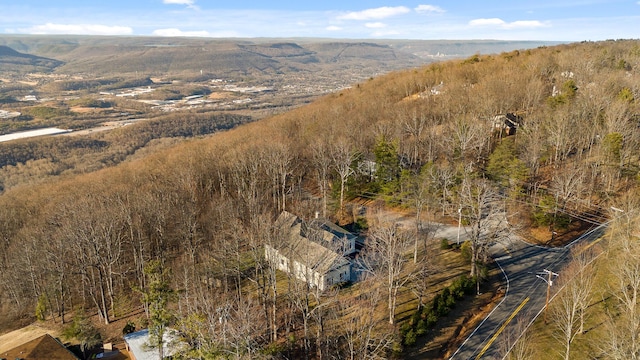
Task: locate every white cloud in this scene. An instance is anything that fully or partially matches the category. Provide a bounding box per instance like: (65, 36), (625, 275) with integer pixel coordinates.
(326, 25), (343, 31)
(469, 18), (548, 29)
(21, 23), (133, 35)
(415, 5), (445, 14)
(504, 20), (548, 29)
(163, 0), (198, 10)
(163, 0), (193, 5)
(365, 22), (387, 28)
(152, 28), (210, 37)
(337, 6), (410, 21)
(469, 18), (506, 26)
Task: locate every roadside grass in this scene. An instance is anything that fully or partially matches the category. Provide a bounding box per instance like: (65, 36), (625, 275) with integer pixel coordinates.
(395, 243), (470, 324)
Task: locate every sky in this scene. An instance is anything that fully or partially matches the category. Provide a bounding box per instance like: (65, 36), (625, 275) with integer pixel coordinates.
(1, 0), (639, 41)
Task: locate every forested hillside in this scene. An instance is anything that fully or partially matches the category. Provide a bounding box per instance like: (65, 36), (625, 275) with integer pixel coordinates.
(0, 112), (252, 192)
(1, 39), (639, 359)
(0, 45), (63, 74)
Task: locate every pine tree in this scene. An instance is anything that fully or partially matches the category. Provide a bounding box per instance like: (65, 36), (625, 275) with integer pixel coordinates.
(140, 260), (176, 359)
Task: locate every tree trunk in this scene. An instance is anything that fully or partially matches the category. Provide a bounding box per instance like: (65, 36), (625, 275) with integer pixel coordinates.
(97, 268), (110, 325)
(270, 267), (278, 342)
(60, 276), (66, 324)
(340, 178), (346, 211)
(413, 207), (421, 263)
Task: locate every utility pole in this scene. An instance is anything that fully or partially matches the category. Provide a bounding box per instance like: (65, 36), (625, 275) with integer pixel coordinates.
(536, 269), (559, 324)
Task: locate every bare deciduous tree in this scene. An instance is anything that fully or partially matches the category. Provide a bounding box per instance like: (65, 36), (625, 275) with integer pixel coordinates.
(400, 108), (427, 167)
(500, 315), (536, 360)
(434, 164), (455, 216)
(408, 252), (435, 310)
(358, 220), (414, 325)
(264, 143), (294, 212)
(543, 107), (580, 164)
(311, 140), (333, 218)
(550, 258), (593, 360)
(603, 212), (640, 360)
(339, 284), (395, 359)
(403, 165), (438, 263)
(459, 177), (505, 278)
(550, 162), (586, 215)
(331, 139), (357, 213)
(59, 193), (126, 325)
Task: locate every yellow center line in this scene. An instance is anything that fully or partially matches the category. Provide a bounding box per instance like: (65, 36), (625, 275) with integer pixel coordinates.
(475, 297), (530, 360)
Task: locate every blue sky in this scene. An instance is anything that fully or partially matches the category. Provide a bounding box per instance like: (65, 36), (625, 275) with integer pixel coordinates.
(1, 1), (639, 41)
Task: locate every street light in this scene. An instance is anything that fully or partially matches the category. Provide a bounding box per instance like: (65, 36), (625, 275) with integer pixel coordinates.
(536, 269), (559, 324)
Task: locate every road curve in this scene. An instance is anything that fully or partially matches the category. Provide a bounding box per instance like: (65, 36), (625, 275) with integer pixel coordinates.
(449, 224), (606, 359)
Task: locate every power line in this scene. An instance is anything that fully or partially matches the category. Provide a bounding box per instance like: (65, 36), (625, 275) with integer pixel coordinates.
(354, 189), (610, 226)
(493, 192), (608, 226)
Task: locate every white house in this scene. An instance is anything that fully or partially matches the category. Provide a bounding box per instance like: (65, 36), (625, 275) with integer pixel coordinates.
(265, 211), (353, 291)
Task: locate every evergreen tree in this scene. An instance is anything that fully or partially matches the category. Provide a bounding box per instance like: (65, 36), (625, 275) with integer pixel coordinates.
(374, 136), (401, 195)
(62, 310), (102, 359)
(140, 260), (177, 359)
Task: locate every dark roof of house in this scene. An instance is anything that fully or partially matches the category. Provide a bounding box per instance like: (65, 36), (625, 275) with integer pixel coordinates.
(0, 333), (79, 360)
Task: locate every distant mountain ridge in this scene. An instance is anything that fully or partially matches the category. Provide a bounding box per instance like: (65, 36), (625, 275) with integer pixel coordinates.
(0, 45), (64, 73)
(0, 36), (562, 78)
(0, 45), (64, 72)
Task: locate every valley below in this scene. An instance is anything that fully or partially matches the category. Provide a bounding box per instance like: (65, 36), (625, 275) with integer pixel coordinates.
(2, 36), (636, 360)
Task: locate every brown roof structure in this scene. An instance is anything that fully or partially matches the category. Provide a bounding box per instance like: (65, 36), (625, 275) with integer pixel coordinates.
(0, 333), (79, 360)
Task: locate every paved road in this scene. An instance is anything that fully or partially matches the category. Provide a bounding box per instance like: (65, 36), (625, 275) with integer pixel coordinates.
(449, 224), (606, 360)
